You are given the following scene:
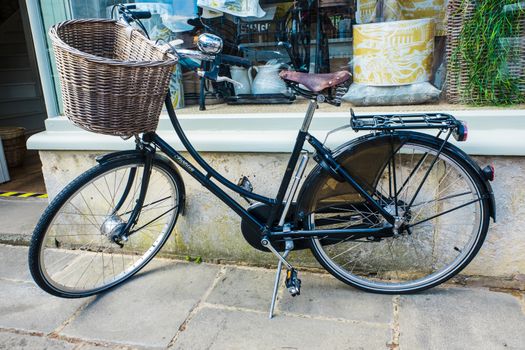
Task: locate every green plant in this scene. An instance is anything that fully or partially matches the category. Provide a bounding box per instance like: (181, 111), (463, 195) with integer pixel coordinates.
(450, 0), (524, 105)
(184, 255), (203, 264)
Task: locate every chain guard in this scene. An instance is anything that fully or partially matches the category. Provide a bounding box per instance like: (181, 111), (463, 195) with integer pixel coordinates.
(240, 202), (308, 252)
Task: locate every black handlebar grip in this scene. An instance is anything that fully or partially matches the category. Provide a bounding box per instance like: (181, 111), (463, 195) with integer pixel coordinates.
(221, 54), (251, 68)
(130, 10), (151, 19)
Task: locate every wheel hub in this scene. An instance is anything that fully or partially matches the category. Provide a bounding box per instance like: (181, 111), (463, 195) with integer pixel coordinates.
(100, 215), (127, 245)
(383, 203), (411, 236)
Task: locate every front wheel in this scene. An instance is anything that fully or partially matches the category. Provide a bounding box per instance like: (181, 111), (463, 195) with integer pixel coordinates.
(29, 156), (183, 298)
(306, 135), (491, 293)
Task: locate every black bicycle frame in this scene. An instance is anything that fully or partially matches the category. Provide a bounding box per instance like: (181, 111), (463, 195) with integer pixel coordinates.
(114, 6), (403, 244)
(134, 94), (396, 242)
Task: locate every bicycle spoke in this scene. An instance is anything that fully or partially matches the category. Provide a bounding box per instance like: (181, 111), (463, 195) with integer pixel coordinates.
(411, 191), (472, 208)
(129, 205), (179, 234)
(121, 196), (172, 216)
(63, 201), (100, 229)
(408, 198), (481, 228)
(396, 152), (428, 198)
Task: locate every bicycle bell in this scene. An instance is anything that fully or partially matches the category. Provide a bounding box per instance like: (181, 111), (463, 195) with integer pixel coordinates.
(197, 33), (223, 54)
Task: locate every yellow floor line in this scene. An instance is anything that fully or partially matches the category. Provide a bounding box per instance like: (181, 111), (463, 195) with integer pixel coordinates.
(18, 193), (36, 198)
(0, 191), (48, 198)
(0, 192), (18, 197)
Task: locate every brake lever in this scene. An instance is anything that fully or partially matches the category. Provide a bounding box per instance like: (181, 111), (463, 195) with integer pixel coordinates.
(176, 49), (215, 61)
(167, 39), (184, 47)
(197, 70), (243, 88)
(217, 76), (244, 88)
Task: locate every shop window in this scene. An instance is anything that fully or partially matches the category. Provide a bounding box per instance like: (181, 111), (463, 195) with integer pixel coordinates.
(37, 1), (524, 113)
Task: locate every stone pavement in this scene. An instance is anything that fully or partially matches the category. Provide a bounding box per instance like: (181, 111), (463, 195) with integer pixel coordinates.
(1, 243), (525, 350)
(0, 197), (47, 245)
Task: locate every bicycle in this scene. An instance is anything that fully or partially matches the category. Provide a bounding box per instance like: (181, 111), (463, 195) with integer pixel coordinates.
(277, 0), (314, 72)
(28, 5), (496, 319)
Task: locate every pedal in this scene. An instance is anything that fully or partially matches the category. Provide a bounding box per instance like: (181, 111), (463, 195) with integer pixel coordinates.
(237, 176), (254, 204)
(285, 268), (301, 297)
(237, 176), (253, 192)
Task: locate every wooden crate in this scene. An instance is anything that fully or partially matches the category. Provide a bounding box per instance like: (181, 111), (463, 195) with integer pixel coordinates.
(0, 127), (26, 168)
(0, 140), (9, 183)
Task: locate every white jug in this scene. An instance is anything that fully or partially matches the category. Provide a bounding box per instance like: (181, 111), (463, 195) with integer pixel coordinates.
(230, 66), (252, 95)
(248, 64), (288, 95)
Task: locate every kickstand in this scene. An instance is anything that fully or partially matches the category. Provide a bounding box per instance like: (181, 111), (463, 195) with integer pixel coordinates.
(268, 241), (293, 319)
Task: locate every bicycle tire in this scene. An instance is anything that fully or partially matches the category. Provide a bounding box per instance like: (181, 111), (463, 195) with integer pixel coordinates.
(305, 133), (491, 293)
(29, 156), (183, 298)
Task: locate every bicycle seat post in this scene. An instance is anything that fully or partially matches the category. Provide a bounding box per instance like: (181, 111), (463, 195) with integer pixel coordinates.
(301, 99), (318, 132)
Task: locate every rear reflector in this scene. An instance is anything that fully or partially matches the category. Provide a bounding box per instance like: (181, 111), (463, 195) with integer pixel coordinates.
(453, 121), (468, 142)
(482, 165), (495, 181)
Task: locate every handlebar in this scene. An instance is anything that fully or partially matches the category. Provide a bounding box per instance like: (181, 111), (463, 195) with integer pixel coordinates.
(129, 10), (151, 19)
(114, 4), (151, 29)
(113, 3), (244, 88)
(176, 48), (215, 62)
(221, 54), (251, 68)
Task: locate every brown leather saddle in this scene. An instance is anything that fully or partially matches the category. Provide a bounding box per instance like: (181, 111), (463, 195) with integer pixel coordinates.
(279, 70), (351, 93)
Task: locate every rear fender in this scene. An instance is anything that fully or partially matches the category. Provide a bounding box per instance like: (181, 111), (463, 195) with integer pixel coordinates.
(295, 133), (396, 227)
(295, 132), (496, 227)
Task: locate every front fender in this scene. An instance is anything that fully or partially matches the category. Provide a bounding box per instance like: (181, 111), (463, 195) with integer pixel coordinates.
(96, 150), (187, 215)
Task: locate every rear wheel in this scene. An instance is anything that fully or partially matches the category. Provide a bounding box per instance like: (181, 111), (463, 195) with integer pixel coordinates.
(307, 136), (490, 293)
(29, 156), (182, 298)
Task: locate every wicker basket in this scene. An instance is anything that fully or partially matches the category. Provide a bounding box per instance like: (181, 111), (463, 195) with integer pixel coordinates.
(446, 1), (525, 103)
(503, 36), (525, 96)
(445, 0), (476, 103)
(49, 19), (177, 136)
(0, 127), (26, 168)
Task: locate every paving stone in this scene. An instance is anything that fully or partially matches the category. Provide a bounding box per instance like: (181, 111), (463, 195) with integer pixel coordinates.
(0, 279), (86, 333)
(278, 271), (393, 324)
(0, 331), (75, 350)
(0, 244), (96, 284)
(206, 266), (275, 311)
(74, 343), (153, 350)
(44, 251), (137, 290)
(399, 287), (525, 350)
(0, 199), (46, 236)
(0, 244), (31, 281)
(60, 261), (219, 348)
(172, 306), (392, 350)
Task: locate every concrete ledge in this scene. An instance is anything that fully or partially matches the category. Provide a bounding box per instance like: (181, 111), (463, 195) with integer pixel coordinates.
(35, 150), (525, 281)
(28, 109), (525, 155)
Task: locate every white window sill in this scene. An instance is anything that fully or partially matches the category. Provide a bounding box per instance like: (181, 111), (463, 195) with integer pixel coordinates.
(27, 109), (525, 156)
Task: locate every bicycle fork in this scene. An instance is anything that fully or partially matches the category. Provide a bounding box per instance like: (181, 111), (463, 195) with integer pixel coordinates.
(104, 144), (155, 246)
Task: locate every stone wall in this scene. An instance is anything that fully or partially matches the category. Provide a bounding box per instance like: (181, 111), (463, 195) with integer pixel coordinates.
(39, 151), (525, 283)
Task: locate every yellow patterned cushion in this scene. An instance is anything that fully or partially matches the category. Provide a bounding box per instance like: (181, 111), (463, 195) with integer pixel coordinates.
(356, 0), (447, 36)
(353, 19), (435, 86)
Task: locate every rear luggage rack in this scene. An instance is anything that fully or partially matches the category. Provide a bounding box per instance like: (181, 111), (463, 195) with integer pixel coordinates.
(350, 109), (462, 132)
